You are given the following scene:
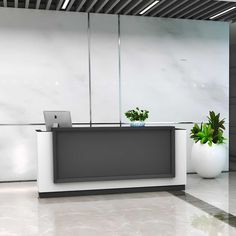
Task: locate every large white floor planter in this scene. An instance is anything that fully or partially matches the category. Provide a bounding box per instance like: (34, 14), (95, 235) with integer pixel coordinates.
(191, 142), (226, 178)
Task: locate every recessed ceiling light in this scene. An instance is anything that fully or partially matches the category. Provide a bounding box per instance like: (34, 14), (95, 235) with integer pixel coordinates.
(61, 0), (70, 10)
(139, 0), (159, 15)
(209, 6), (236, 19)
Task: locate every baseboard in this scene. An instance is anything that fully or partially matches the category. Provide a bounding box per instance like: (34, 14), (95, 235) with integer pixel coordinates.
(0, 179), (36, 184)
(39, 185), (185, 198)
(187, 171), (230, 175)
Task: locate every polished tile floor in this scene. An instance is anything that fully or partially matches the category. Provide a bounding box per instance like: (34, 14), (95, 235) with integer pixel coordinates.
(0, 173), (236, 236)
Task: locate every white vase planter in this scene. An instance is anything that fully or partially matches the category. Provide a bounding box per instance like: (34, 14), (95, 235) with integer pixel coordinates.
(130, 121), (145, 127)
(191, 142), (226, 178)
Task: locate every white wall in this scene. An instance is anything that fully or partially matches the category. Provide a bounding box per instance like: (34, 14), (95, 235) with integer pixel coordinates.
(0, 8), (229, 181)
(120, 16), (229, 172)
(0, 8), (90, 181)
(0, 9), (90, 124)
(120, 16), (229, 123)
(90, 14), (120, 123)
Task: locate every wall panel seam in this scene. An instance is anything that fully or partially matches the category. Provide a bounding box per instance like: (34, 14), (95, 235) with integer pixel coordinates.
(88, 13), (93, 127)
(118, 15), (122, 126)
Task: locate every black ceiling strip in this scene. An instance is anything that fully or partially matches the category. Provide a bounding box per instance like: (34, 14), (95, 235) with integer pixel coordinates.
(123, 0), (143, 15)
(143, 0), (168, 16)
(203, 4), (236, 20)
(143, 0), (167, 16)
(223, 11), (236, 21)
(196, 2), (232, 20)
(46, 0), (52, 9)
(7, 1), (13, 7)
(76, 0), (87, 11)
(94, 0), (109, 13)
(215, 8), (236, 20)
(232, 17), (236, 22)
(114, 0), (132, 14)
(56, 0), (64, 10)
(1, 0), (236, 22)
(104, 0), (120, 14)
(185, 1), (220, 19)
(66, 0), (76, 11)
(177, 0), (212, 18)
(150, 0), (178, 17)
(160, 0), (189, 17)
(168, 0), (200, 18)
(85, 0), (98, 12)
(49, 0), (58, 10)
(132, 0), (156, 16)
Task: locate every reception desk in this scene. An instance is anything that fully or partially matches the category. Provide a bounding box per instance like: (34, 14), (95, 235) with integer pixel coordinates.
(37, 126), (186, 198)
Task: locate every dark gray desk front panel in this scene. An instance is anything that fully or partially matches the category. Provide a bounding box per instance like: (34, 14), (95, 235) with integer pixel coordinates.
(52, 127), (175, 183)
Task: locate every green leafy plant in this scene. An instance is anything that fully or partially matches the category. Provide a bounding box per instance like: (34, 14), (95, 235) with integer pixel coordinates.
(190, 111), (226, 146)
(207, 111), (225, 144)
(125, 107), (149, 122)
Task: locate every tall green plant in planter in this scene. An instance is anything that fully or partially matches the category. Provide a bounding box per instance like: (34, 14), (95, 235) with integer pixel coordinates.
(190, 111), (227, 178)
(190, 111), (226, 146)
(207, 111), (226, 144)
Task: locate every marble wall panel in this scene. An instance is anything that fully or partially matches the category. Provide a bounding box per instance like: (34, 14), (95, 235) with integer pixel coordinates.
(90, 14), (120, 123)
(0, 9), (90, 124)
(120, 16), (229, 124)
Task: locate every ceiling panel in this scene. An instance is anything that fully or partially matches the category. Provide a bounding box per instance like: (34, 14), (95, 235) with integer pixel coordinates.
(1, 0), (236, 22)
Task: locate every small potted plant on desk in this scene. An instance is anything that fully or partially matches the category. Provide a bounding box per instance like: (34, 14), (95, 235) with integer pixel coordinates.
(190, 111), (227, 178)
(125, 107), (149, 127)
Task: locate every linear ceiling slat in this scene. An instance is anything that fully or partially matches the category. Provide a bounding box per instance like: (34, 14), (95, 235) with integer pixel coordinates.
(177, 0), (212, 18)
(85, 0), (99, 12)
(132, 0), (156, 16)
(169, 0), (200, 18)
(220, 14), (236, 21)
(76, 0), (87, 12)
(196, 2), (231, 20)
(66, 0), (76, 11)
(56, 0), (64, 10)
(222, 11), (236, 21)
(46, 0), (53, 10)
(160, 0), (189, 17)
(149, 0), (178, 17)
(2, 0), (236, 22)
(25, 0), (30, 8)
(36, 0), (41, 9)
(214, 9), (236, 20)
(123, 0), (143, 15)
(202, 2), (236, 20)
(185, 1), (220, 19)
(143, 1), (165, 16)
(104, 0), (120, 14)
(114, 0), (132, 14)
(94, 0), (109, 13)
(143, 0), (171, 17)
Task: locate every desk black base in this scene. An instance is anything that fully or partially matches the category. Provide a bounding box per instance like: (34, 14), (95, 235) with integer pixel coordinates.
(38, 185), (185, 198)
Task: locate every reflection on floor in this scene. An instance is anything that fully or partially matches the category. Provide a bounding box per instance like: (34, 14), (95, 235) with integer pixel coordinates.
(0, 173), (235, 235)
(186, 173), (229, 212)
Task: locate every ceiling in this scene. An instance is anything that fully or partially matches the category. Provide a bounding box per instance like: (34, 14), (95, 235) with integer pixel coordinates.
(1, 0), (236, 22)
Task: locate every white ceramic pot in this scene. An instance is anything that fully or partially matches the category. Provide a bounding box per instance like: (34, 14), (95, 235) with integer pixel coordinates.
(191, 142), (226, 178)
(130, 121), (145, 127)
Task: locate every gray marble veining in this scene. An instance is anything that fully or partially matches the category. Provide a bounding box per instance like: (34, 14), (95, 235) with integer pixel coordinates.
(0, 177), (236, 235)
(120, 16), (229, 124)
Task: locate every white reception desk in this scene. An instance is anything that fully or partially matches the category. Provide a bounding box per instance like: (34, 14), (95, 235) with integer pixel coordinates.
(36, 127), (187, 198)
